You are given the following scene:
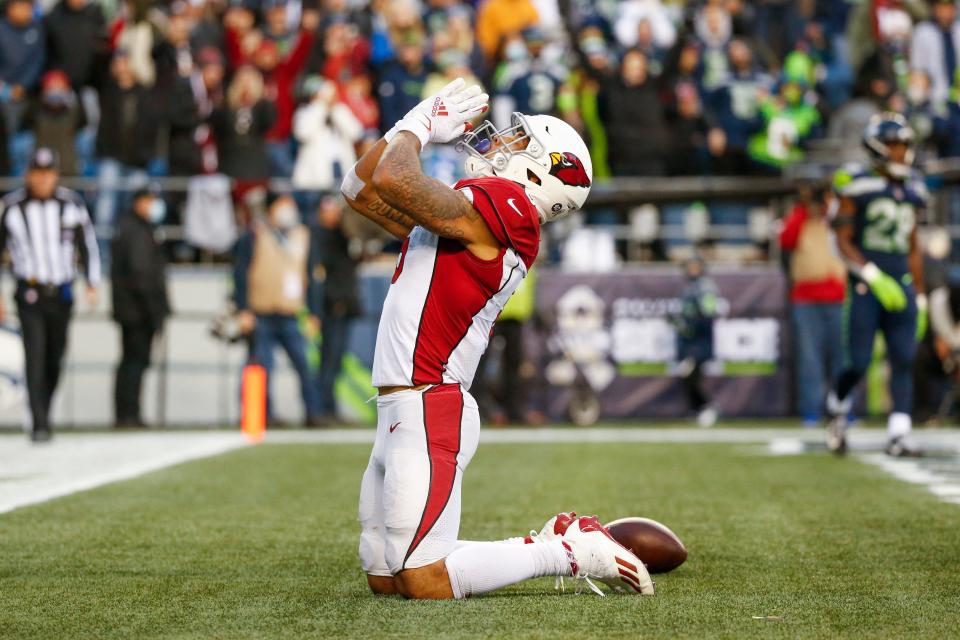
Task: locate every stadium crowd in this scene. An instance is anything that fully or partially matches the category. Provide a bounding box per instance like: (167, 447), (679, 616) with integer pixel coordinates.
(1, 0), (960, 217)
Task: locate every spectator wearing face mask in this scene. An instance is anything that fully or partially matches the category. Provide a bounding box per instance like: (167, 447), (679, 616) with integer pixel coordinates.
(233, 193), (322, 427)
(110, 186), (170, 428)
(491, 27), (567, 128)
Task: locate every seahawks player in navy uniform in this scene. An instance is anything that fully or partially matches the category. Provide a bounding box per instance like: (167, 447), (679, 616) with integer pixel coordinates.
(827, 114), (928, 457)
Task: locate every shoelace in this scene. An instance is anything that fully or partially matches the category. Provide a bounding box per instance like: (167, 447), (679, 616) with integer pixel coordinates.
(531, 529), (607, 598)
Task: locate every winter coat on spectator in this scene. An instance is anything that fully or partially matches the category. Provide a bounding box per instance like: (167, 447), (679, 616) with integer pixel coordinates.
(0, 15), (44, 90)
(292, 97), (363, 191)
(23, 90), (86, 175)
(307, 223), (361, 318)
(164, 77), (207, 175)
(211, 100), (276, 179)
(376, 61), (428, 131)
(111, 211), (170, 329)
(43, 0), (107, 89)
(910, 19), (960, 105)
(598, 77), (668, 176)
(97, 78), (159, 168)
(707, 69), (767, 153)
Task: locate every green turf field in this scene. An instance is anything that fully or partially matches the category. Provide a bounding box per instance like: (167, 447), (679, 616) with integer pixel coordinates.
(2, 439), (959, 639)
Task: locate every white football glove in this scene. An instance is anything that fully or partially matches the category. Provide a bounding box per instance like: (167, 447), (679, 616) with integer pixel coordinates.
(385, 77), (489, 150)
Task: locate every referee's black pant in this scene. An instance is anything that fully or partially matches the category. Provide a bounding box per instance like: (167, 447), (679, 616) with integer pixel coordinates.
(16, 283), (72, 435)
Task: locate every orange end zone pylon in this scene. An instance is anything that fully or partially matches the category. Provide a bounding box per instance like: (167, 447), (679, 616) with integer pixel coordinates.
(241, 364), (266, 443)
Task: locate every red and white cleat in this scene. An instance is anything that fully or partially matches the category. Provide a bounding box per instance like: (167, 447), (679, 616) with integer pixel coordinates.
(561, 515), (655, 596)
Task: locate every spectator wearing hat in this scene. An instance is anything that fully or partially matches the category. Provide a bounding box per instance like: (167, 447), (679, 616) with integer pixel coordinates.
(95, 49), (160, 232)
(0, 0), (44, 171)
(23, 70), (86, 175)
(0, 148), (100, 442)
(233, 193), (321, 426)
(910, 0), (960, 105)
(43, 0), (107, 91)
(110, 186), (170, 428)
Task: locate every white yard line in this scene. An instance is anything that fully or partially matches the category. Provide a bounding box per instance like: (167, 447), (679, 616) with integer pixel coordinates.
(3, 427), (960, 515)
(0, 432), (247, 514)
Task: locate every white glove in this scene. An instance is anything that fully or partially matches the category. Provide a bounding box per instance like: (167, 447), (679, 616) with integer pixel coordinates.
(385, 77), (489, 150)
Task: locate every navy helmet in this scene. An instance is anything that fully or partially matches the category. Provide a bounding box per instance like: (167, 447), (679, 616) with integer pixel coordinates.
(862, 112), (915, 178)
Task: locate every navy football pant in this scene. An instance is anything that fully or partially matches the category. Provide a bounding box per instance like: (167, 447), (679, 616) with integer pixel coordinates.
(834, 278), (917, 414)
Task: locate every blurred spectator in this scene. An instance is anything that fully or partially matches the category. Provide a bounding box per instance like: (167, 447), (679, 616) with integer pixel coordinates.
(904, 69), (938, 161)
(491, 27), (566, 128)
(778, 184), (846, 425)
(747, 52), (822, 173)
(934, 69), (960, 157)
(694, 3), (733, 90)
(598, 48), (667, 176)
(114, 0), (161, 87)
(292, 76), (364, 194)
(211, 65), (275, 180)
(708, 38), (769, 175)
(614, 0), (676, 51)
(666, 82), (716, 176)
(95, 50), (159, 230)
(110, 187), (170, 428)
(376, 29), (428, 130)
(0, 0), (44, 158)
(671, 256), (718, 428)
(43, 0), (107, 91)
(319, 16), (370, 87)
(234, 193), (321, 426)
(476, 0), (538, 64)
(241, 8), (317, 177)
(165, 46), (223, 179)
(910, 0), (960, 105)
(307, 195), (362, 424)
(153, 1), (195, 92)
(753, 0), (803, 61)
(23, 70), (86, 175)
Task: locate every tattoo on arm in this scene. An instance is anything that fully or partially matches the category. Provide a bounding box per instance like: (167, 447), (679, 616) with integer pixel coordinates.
(366, 196), (417, 230)
(374, 133), (481, 240)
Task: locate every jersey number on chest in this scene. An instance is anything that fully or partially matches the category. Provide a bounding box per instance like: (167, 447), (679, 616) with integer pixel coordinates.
(863, 198), (914, 254)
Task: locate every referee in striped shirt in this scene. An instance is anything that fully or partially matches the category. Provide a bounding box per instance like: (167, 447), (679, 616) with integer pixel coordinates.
(0, 148), (101, 442)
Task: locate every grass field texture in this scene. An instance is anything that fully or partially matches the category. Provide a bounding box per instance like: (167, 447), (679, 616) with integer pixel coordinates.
(2, 439), (959, 639)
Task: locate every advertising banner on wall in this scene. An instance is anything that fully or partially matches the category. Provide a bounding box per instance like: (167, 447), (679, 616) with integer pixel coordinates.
(530, 266), (791, 420)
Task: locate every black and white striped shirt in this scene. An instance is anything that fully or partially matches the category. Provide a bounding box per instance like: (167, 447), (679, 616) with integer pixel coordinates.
(0, 187), (101, 287)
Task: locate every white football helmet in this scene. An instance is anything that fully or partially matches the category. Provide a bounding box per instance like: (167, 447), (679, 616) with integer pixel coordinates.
(457, 112), (593, 223)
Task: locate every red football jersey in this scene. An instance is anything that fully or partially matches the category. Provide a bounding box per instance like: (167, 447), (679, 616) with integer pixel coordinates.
(372, 177), (540, 389)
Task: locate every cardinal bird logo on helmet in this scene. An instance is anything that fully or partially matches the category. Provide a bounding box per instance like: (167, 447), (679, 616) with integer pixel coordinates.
(548, 152), (591, 188)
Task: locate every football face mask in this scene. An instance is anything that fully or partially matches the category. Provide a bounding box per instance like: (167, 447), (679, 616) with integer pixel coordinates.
(458, 113), (545, 175)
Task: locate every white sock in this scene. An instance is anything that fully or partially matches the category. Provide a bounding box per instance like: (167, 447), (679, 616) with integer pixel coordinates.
(445, 540), (572, 599)
(888, 412), (912, 439)
(453, 537), (527, 550)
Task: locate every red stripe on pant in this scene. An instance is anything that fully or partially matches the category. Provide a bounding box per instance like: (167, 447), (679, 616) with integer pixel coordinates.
(403, 384), (464, 568)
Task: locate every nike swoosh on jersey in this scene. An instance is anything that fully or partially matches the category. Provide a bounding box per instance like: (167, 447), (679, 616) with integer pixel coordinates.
(507, 198), (523, 217)
(389, 421), (401, 433)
